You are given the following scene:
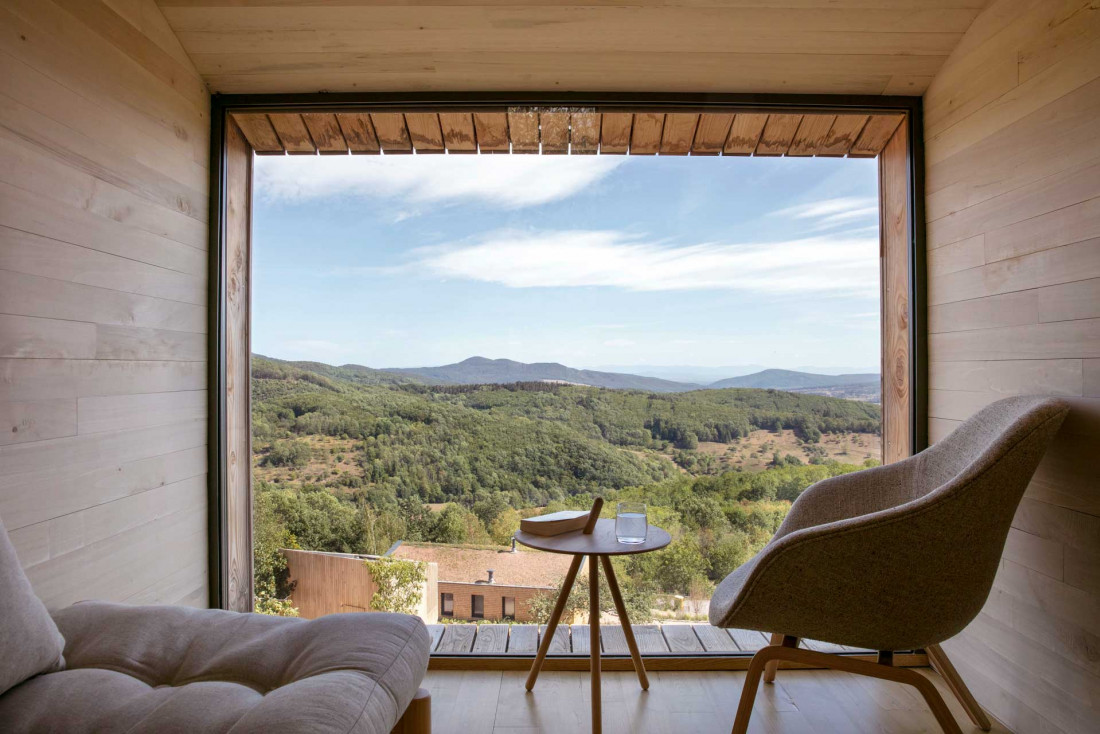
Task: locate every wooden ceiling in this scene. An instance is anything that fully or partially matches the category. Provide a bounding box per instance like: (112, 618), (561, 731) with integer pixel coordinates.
(158, 1), (985, 96)
(231, 110), (905, 157)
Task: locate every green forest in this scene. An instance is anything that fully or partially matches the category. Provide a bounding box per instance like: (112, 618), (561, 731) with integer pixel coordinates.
(251, 355), (882, 616)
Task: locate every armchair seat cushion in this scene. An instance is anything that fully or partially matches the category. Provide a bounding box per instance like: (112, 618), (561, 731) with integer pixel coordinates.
(0, 602), (430, 734)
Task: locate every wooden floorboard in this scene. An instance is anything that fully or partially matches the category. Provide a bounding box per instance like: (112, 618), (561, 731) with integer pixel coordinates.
(507, 624), (538, 655)
(422, 669), (1012, 733)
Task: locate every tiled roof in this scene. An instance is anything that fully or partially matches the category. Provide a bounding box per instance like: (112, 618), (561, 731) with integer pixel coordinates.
(392, 542), (572, 588)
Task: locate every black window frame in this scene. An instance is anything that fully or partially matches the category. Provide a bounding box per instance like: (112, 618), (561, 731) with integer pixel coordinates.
(471, 594), (485, 619)
(440, 592), (454, 618)
(502, 596), (516, 620)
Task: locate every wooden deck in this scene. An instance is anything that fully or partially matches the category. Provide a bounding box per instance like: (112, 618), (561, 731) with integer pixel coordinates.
(427, 623), (870, 656)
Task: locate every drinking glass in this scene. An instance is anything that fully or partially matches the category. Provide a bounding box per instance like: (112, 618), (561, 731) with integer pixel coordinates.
(615, 502), (647, 544)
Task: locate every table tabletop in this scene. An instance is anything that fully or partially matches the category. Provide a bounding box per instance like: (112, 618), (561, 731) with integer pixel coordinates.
(514, 518), (670, 556)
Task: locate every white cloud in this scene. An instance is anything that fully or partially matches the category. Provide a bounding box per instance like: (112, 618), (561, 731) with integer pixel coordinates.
(603, 338), (636, 347)
(769, 197), (878, 230)
(254, 154), (623, 209)
(415, 229), (879, 296)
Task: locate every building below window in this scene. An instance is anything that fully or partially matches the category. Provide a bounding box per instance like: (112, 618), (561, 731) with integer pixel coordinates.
(392, 542), (574, 622)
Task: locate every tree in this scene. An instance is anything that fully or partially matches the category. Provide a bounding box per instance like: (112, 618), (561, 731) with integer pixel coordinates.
(367, 558), (427, 614)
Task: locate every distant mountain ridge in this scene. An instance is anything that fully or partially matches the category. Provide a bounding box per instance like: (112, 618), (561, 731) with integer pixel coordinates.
(257, 354), (879, 398)
(709, 368), (879, 390)
(383, 356), (697, 393)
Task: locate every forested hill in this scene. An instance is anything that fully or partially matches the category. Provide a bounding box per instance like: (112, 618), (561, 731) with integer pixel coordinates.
(251, 354), (880, 507)
(383, 356), (697, 392)
(710, 368), (879, 390)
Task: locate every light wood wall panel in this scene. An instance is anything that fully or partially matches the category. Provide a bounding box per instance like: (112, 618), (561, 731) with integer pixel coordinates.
(0, 0), (209, 610)
(157, 1), (984, 95)
(924, 1), (1100, 732)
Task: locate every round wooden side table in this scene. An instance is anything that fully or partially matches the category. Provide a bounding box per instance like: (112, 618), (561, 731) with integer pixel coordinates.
(515, 518), (671, 734)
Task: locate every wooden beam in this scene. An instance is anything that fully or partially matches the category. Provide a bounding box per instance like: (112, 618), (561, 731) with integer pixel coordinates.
(267, 113), (315, 154)
(724, 114), (768, 155)
(335, 113), (380, 154)
(600, 113), (633, 154)
(300, 113), (347, 154)
(880, 117), (912, 465)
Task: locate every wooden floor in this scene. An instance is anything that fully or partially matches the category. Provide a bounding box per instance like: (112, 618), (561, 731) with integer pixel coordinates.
(423, 669), (1011, 733)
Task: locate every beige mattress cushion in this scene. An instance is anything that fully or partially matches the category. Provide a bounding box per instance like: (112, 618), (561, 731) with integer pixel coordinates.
(0, 514), (65, 697)
(0, 602), (430, 733)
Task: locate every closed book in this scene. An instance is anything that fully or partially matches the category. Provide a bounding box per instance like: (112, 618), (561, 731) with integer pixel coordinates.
(519, 510), (590, 537)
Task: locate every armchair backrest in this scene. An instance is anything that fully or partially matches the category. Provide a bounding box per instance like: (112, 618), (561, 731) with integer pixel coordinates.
(711, 396), (1070, 650)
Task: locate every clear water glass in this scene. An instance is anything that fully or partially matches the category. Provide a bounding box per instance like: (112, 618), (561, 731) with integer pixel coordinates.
(616, 502), (647, 544)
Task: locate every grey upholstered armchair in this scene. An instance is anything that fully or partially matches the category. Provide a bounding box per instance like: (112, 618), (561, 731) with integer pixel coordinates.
(709, 396), (1070, 734)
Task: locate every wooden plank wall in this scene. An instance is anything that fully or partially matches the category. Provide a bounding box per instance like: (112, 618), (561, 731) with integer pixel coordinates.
(924, 1), (1100, 732)
(0, 0), (210, 610)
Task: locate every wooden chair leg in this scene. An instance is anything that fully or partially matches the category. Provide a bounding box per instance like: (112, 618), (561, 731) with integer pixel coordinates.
(927, 643), (992, 731)
(763, 633), (796, 684)
(391, 687), (431, 734)
(600, 554), (649, 690)
(731, 644), (776, 734)
(730, 642), (964, 734)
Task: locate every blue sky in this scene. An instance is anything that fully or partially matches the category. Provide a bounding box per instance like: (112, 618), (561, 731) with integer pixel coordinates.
(252, 152), (880, 374)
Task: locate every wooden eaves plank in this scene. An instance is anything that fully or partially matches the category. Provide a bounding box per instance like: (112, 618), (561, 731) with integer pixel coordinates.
(660, 113), (699, 155)
(507, 111), (539, 153)
(818, 114), (869, 157)
(724, 113), (768, 155)
(404, 112), (445, 153)
(232, 113), (283, 154)
(570, 112), (600, 154)
(335, 113), (380, 154)
(473, 112), (509, 153)
(438, 112), (476, 153)
(691, 113), (734, 155)
(267, 113), (315, 154)
(850, 113), (904, 157)
(369, 112), (412, 153)
(600, 113), (633, 154)
(540, 112), (569, 154)
(755, 113), (803, 155)
(788, 113), (837, 156)
(630, 113), (665, 155)
(300, 113), (347, 154)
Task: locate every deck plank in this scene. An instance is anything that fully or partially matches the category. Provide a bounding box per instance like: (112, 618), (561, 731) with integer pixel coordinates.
(436, 624), (477, 654)
(633, 625), (669, 653)
(726, 628), (769, 652)
(472, 625), (509, 654)
(540, 624), (570, 654)
(571, 624), (590, 655)
(662, 624), (705, 653)
(507, 624), (538, 654)
(601, 625), (629, 653)
(426, 624), (445, 651)
(692, 624), (741, 653)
